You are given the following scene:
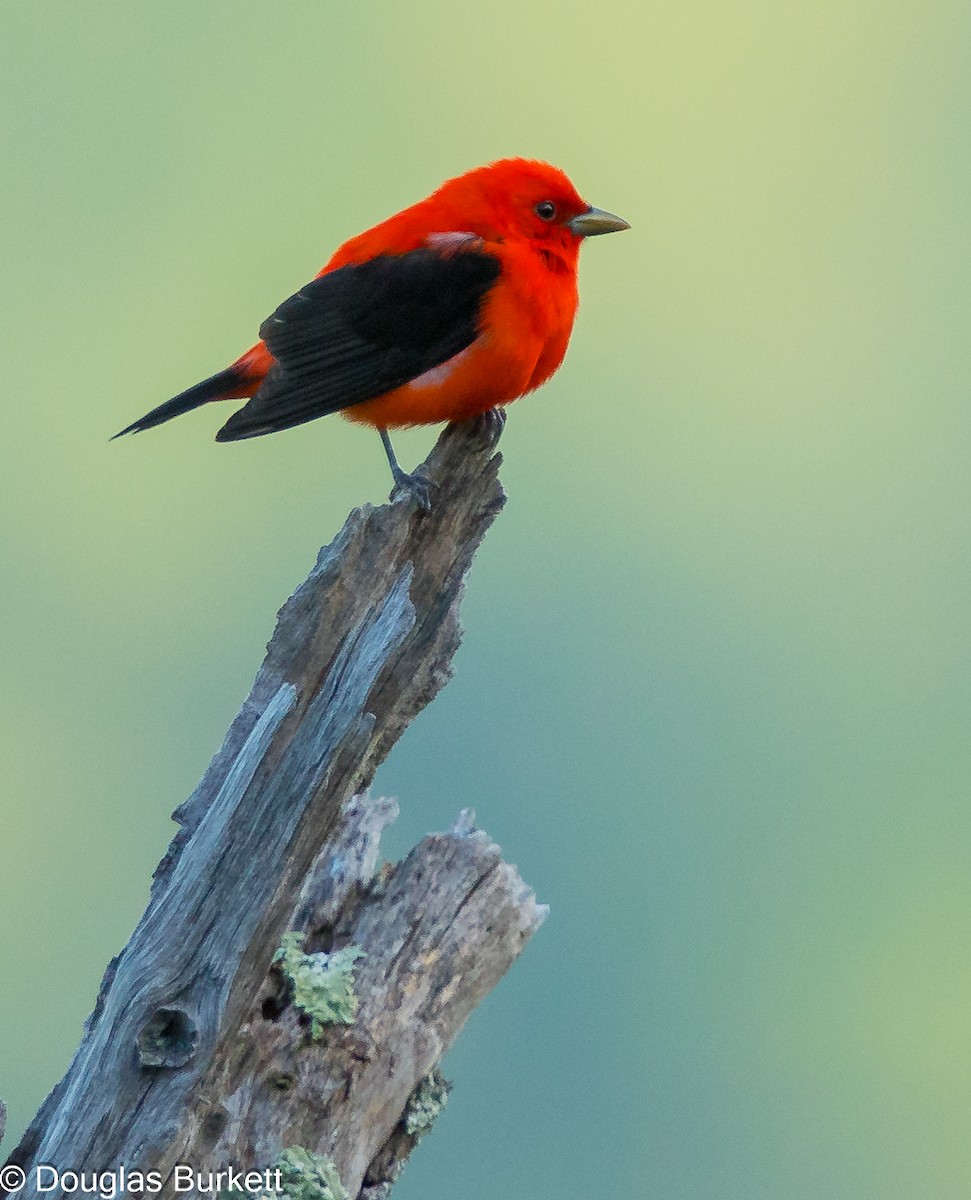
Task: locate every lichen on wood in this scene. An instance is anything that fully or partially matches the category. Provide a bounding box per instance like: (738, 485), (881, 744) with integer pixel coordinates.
(273, 934), (363, 1037)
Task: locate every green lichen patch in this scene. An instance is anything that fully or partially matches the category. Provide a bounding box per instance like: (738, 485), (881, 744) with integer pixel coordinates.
(404, 1069), (451, 1138)
(274, 932), (363, 1039)
(273, 1147), (350, 1200)
(220, 1146), (349, 1200)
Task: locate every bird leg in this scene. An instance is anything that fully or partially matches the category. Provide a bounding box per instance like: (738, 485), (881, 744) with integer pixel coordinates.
(379, 428), (435, 512)
(465, 406), (506, 451)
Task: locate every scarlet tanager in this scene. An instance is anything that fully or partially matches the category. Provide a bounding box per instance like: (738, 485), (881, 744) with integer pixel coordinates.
(114, 158), (629, 506)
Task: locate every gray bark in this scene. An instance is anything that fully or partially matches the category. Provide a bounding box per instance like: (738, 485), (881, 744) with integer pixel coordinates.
(4, 421), (546, 1198)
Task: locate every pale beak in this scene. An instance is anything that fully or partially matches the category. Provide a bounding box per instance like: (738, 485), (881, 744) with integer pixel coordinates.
(568, 206), (630, 236)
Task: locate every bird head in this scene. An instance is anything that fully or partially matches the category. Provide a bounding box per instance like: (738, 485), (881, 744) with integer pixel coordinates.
(435, 158), (629, 264)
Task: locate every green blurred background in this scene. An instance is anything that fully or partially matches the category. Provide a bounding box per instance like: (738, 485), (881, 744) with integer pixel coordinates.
(2, 2), (970, 1195)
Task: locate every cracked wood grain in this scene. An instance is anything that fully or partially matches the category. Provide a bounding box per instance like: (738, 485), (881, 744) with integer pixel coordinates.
(4, 419), (545, 1198)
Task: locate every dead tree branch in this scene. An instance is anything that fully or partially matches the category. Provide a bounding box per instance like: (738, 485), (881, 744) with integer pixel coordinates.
(4, 421), (545, 1198)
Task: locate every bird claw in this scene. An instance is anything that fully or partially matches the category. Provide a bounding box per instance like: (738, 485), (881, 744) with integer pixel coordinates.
(389, 468), (436, 512)
(468, 407), (506, 451)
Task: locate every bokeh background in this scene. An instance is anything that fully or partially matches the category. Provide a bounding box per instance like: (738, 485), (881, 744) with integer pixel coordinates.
(2, 2), (970, 1196)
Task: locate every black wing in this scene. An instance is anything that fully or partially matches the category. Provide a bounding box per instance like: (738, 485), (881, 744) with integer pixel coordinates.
(215, 245), (501, 441)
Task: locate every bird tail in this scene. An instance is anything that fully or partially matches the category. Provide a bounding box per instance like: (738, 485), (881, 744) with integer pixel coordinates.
(111, 365), (248, 439)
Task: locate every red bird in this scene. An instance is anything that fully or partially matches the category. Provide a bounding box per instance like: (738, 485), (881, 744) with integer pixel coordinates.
(114, 158), (629, 505)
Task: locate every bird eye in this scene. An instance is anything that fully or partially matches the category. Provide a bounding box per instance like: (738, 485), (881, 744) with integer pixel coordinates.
(534, 201), (557, 221)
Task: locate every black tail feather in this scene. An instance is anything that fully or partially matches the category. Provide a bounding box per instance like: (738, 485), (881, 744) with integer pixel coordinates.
(112, 367), (243, 438)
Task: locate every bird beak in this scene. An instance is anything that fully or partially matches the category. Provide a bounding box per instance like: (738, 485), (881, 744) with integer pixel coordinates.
(568, 206), (630, 236)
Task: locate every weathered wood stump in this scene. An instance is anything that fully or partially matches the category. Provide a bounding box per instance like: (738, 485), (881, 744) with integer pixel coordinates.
(3, 420), (546, 1199)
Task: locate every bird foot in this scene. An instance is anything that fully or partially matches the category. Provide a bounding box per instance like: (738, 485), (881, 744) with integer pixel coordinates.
(389, 467), (436, 512)
(467, 406), (506, 451)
